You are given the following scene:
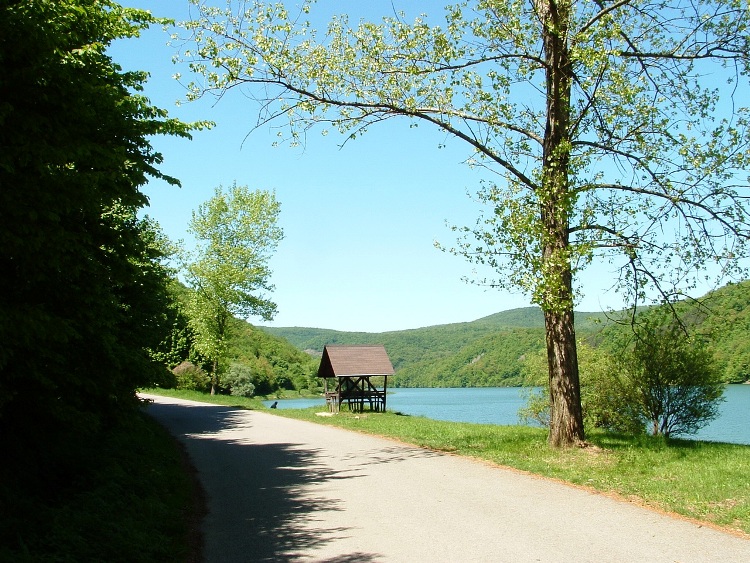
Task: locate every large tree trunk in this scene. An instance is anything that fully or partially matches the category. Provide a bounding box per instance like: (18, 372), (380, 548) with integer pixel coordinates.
(538, 0), (585, 446)
(210, 358), (217, 395)
(545, 304), (585, 447)
(210, 311), (227, 396)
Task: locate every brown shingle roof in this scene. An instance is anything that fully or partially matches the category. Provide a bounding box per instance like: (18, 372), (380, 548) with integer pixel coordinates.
(317, 345), (395, 378)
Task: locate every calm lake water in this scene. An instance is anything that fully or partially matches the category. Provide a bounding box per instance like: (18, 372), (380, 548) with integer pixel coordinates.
(264, 384), (750, 445)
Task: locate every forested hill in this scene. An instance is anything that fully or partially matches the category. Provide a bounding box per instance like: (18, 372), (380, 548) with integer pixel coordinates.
(591, 280), (750, 384)
(260, 307), (611, 387)
(260, 281), (750, 387)
(262, 307), (607, 352)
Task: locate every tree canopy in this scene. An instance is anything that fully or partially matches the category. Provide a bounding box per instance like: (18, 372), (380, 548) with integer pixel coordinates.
(179, 0), (749, 446)
(185, 183), (283, 393)
(0, 0), (203, 433)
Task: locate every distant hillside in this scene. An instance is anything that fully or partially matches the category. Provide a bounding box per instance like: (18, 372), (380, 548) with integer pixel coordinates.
(224, 317), (319, 393)
(471, 307), (547, 328)
(693, 281), (750, 382)
(593, 280), (750, 384)
(259, 282), (750, 387)
(473, 307), (610, 332)
(260, 307), (611, 387)
(394, 328), (546, 387)
(261, 307), (607, 352)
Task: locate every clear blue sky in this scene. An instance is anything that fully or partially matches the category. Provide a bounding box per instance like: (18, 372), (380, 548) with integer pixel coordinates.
(108, 1), (645, 332)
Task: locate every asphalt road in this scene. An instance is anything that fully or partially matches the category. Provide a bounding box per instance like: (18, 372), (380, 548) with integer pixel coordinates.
(143, 394), (750, 562)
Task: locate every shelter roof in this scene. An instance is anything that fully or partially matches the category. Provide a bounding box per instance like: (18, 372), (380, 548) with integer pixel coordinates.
(318, 345), (395, 378)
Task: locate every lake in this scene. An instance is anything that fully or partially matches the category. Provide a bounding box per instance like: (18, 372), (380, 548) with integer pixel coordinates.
(265, 384), (750, 445)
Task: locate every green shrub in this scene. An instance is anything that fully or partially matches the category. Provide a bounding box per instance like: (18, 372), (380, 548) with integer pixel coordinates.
(223, 363), (257, 397)
(518, 342), (620, 429)
(521, 309), (726, 439)
(616, 312), (724, 437)
(172, 361), (211, 392)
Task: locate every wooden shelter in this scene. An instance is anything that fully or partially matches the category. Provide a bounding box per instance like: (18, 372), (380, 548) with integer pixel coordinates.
(318, 345), (395, 413)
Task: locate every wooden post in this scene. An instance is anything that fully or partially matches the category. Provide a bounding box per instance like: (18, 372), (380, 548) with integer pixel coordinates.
(383, 375), (388, 412)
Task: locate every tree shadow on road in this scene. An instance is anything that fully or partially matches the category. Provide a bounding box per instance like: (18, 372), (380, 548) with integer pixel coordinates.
(146, 401), (384, 562)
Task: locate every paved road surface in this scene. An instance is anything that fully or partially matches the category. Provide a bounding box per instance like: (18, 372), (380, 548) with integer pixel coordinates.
(143, 394), (750, 562)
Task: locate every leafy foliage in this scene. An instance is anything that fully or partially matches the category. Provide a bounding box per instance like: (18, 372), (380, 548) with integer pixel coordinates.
(616, 312), (725, 437)
(149, 279), (197, 370)
(696, 283), (750, 383)
(519, 341), (640, 433)
(152, 280), (319, 397)
(222, 363), (257, 397)
(593, 280), (750, 384)
(396, 329), (545, 388)
(523, 309), (726, 438)
(0, 0), (201, 433)
(172, 361), (211, 392)
(184, 183), (283, 392)
(226, 317), (319, 395)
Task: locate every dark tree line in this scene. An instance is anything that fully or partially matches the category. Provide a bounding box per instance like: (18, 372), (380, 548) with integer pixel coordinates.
(0, 0), (202, 439)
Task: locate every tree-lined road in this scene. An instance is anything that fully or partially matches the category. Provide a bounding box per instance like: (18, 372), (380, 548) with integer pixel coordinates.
(144, 394), (750, 562)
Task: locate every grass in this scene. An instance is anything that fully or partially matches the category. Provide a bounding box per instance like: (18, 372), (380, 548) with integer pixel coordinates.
(142, 386), (317, 405)
(0, 408), (198, 562)
(143, 386), (270, 408)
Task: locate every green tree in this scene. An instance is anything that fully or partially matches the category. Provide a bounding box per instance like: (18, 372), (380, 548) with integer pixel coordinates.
(0, 0), (202, 432)
(185, 183), (283, 394)
(148, 278), (197, 371)
(523, 312), (725, 437)
(618, 313), (725, 438)
(172, 361), (211, 392)
(180, 0), (749, 446)
(222, 363), (257, 397)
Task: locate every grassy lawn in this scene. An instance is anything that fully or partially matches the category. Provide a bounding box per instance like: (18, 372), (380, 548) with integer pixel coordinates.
(142, 386), (315, 405)
(151, 389), (750, 537)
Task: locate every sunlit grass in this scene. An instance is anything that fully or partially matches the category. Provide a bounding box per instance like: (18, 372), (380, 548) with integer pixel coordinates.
(141, 386), (315, 406)
(141, 387), (267, 408)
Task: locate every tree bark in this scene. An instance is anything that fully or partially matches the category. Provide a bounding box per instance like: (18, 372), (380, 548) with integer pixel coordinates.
(545, 307), (584, 447)
(210, 310), (227, 396)
(538, 0), (585, 446)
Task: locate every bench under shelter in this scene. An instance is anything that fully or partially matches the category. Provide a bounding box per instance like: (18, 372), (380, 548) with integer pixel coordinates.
(318, 344), (395, 413)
